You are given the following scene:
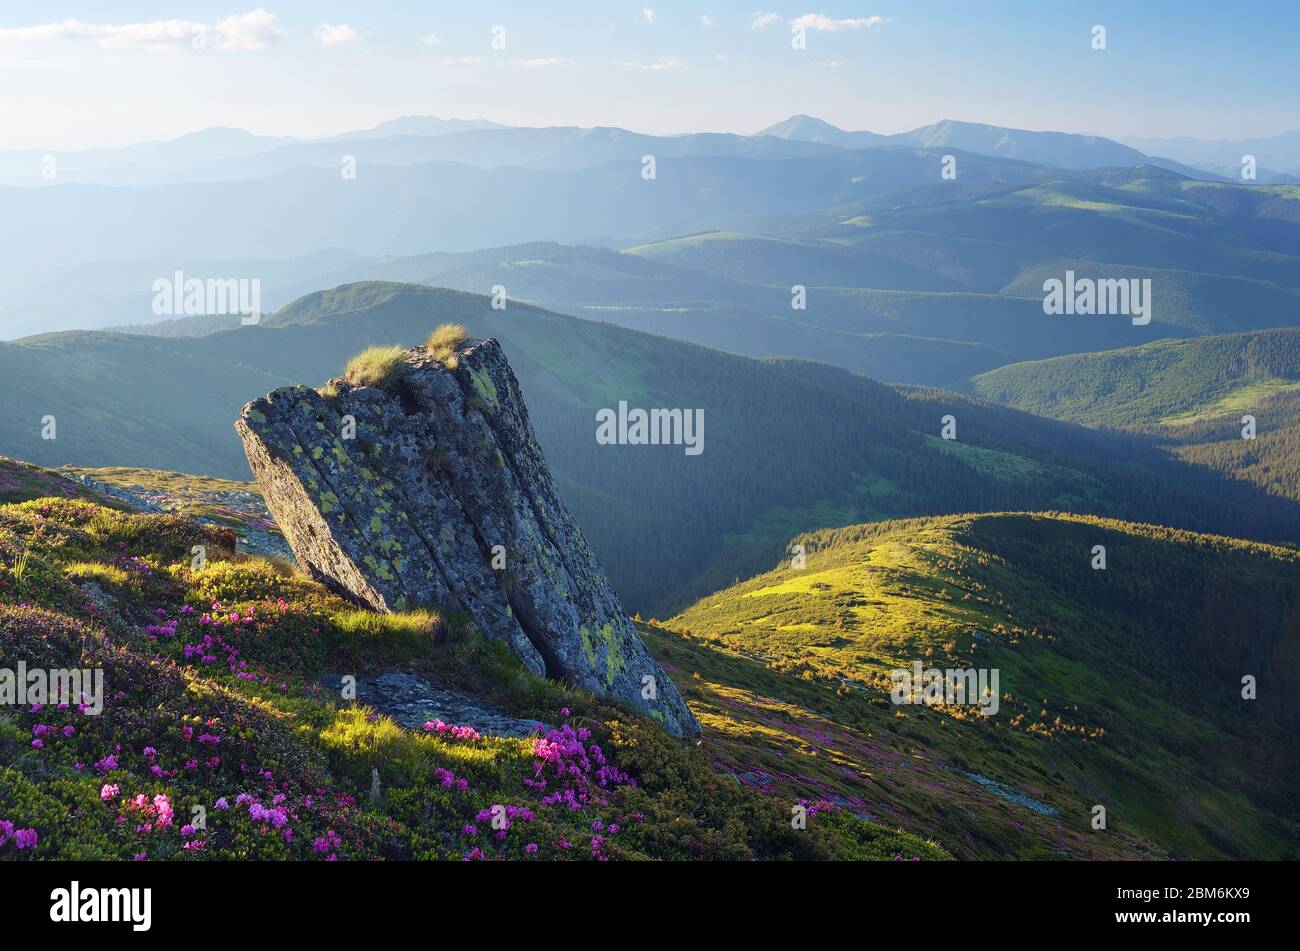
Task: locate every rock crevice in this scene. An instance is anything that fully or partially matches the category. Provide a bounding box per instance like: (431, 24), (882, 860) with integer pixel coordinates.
(236, 337), (699, 736)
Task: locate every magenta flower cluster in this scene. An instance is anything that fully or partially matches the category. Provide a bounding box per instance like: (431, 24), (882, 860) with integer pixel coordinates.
(525, 720), (633, 811)
(422, 719), (482, 742)
(0, 819), (38, 851)
(312, 828), (342, 861)
(123, 793), (174, 833)
(433, 767), (470, 791)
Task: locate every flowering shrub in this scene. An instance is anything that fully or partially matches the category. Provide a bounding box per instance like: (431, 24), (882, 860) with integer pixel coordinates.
(527, 722), (632, 810)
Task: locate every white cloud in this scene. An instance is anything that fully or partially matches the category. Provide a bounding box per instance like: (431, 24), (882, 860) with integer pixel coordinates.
(790, 14), (887, 32)
(0, 8), (286, 52)
(440, 56), (485, 65)
(315, 23), (359, 47)
(419, 32), (443, 46)
(643, 8), (656, 24)
(750, 12), (781, 30)
(211, 9), (285, 50)
(627, 54), (684, 70)
(702, 15), (714, 28)
(811, 60), (845, 67)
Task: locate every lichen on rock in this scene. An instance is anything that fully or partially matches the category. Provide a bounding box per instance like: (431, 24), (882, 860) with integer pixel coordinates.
(236, 336), (699, 736)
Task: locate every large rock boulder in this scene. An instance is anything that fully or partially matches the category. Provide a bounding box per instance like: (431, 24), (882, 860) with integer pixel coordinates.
(236, 337), (699, 736)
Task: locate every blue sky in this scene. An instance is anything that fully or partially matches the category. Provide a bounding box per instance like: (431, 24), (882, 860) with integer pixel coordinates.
(0, 1), (1295, 148)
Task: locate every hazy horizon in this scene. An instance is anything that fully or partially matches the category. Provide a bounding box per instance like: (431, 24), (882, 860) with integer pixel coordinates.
(1, 1), (1297, 150)
(7, 111), (1300, 157)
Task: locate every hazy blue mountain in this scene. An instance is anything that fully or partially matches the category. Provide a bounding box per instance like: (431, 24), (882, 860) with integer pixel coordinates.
(6, 149), (1300, 391)
(0, 147), (1048, 295)
(1, 114), (1239, 190)
(105, 241), (1008, 387)
(0, 124), (844, 186)
(756, 114), (889, 148)
(179, 127), (848, 181)
(762, 114), (1222, 179)
(1121, 129), (1300, 176)
(0, 126), (304, 186)
(895, 118), (1152, 168)
(327, 115), (508, 139)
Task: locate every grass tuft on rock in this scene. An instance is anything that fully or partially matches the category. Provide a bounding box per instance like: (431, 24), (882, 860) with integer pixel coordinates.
(344, 345), (408, 387)
(426, 323), (469, 370)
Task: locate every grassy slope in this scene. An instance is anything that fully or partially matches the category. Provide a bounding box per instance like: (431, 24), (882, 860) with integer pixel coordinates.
(666, 512), (1300, 860)
(971, 329), (1300, 428)
(0, 456), (104, 506)
(0, 493), (945, 862)
(13, 472), (1294, 860)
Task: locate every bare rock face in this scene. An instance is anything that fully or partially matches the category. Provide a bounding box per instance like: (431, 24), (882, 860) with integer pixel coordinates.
(236, 337), (699, 736)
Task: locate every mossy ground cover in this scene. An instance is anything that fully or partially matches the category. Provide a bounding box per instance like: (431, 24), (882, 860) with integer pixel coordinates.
(0, 495), (941, 861)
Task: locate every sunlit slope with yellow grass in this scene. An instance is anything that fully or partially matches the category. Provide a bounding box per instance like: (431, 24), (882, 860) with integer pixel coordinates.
(660, 512), (1300, 859)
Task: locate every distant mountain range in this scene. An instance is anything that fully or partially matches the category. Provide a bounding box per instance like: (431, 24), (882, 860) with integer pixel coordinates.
(11, 111), (1297, 348)
(5, 104), (1300, 865)
(0, 113), (1228, 187)
(19, 165), (1295, 380)
(759, 115), (1217, 179)
(1120, 129), (1300, 179)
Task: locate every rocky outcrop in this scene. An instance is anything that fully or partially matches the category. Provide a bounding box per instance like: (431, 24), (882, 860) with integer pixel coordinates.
(236, 337), (699, 736)
(321, 671), (549, 739)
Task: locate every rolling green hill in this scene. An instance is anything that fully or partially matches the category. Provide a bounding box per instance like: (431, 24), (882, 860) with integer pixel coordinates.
(971, 328), (1300, 511)
(625, 231), (961, 291)
(971, 328), (1300, 427)
(7, 282), (1300, 618)
(75, 167), (1300, 386)
(663, 512), (1300, 859)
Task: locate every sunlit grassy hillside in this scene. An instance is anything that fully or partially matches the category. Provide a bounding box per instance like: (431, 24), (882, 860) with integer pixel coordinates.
(665, 512), (1300, 859)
